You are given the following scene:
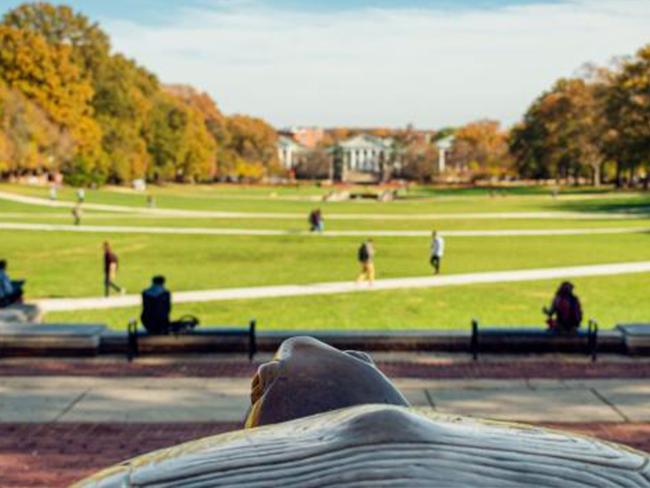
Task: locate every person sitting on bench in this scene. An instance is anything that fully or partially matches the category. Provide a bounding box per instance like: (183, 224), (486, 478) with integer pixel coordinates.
(140, 275), (198, 334)
(544, 281), (582, 333)
(0, 260), (24, 308)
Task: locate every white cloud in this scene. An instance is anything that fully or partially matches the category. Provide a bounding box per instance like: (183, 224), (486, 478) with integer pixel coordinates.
(104, 0), (650, 128)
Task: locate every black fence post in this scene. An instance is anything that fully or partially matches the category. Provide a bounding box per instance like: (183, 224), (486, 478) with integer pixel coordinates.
(248, 319), (257, 362)
(471, 319), (479, 361)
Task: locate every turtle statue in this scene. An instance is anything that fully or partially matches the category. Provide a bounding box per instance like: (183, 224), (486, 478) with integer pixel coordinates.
(74, 337), (650, 487)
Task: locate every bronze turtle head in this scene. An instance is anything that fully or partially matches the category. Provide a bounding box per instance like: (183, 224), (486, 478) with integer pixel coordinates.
(245, 336), (409, 427)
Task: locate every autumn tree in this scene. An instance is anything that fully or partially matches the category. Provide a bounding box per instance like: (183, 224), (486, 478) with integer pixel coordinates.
(448, 120), (511, 179)
(3, 2), (110, 72)
(0, 80), (73, 173)
(604, 45), (650, 187)
(224, 115), (280, 180)
(510, 79), (607, 185)
(0, 25), (102, 177)
(145, 93), (216, 182)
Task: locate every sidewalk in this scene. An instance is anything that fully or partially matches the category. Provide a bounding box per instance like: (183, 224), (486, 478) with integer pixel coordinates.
(1, 356), (649, 487)
(1, 376), (647, 423)
(36, 260), (650, 312)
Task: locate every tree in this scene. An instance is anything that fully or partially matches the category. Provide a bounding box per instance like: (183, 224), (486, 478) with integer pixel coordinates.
(3, 4), (161, 183)
(224, 115), (280, 180)
(449, 120), (511, 179)
(605, 45), (650, 187)
(3, 2), (110, 72)
(0, 79), (73, 173)
(0, 25), (101, 171)
(145, 92), (216, 182)
(94, 54), (158, 182)
(510, 79), (607, 185)
(295, 148), (331, 179)
(400, 140), (438, 182)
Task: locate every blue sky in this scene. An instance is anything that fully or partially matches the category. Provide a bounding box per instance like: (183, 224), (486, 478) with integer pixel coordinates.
(3, 1), (566, 24)
(1, 1), (649, 128)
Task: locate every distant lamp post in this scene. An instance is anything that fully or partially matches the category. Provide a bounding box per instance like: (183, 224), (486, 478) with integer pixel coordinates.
(436, 136), (454, 174)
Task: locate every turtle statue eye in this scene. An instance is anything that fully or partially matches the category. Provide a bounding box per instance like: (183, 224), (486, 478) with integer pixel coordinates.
(344, 350), (375, 365)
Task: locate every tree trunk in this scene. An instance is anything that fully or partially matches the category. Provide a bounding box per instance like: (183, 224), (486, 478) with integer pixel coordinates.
(615, 161), (623, 188)
(591, 162), (601, 187)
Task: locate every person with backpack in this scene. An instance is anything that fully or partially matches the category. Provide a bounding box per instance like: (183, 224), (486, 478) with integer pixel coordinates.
(356, 239), (375, 285)
(141, 275), (198, 334)
(544, 281), (583, 333)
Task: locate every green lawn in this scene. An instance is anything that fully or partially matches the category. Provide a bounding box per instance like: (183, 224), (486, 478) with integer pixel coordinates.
(1, 183), (649, 331)
(3, 230), (650, 299)
(2, 182), (649, 215)
(48, 273), (650, 330)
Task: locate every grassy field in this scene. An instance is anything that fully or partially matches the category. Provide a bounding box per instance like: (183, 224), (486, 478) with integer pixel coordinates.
(1, 182), (649, 330)
(47, 273), (650, 330)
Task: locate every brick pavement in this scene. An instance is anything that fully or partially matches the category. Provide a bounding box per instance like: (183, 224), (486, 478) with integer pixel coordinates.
(2, 357), (649, 486)
(0, 422), (648, 488)
(1, 358), (649, 378)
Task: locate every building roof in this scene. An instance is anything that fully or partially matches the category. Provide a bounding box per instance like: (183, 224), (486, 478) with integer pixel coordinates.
(337, 134), (393, 150)
(277, 135), (306, 151)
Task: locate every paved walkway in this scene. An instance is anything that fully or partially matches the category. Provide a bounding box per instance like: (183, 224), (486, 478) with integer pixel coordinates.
(2, 221), (649, 238)
(38, 261), (650, 312)
(0, 190), (642, 220)
(0, 376), (647, 423)
(1, 357), (648, 487)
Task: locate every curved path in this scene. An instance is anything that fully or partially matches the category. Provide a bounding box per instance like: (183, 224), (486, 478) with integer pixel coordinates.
(37, 261), (650, 312)
(0, 190), (642, 220)
(1, 221), (649, 238)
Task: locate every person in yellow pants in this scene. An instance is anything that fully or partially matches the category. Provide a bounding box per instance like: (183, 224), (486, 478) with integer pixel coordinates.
(356, 239), (375, 285)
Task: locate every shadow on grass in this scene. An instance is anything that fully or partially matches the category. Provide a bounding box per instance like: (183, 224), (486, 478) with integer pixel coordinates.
(556, 194), (650, 216)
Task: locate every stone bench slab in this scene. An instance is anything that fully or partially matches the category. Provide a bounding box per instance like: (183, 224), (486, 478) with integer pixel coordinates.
(617, 324), (650, 355)
(0, 323), (106, 356)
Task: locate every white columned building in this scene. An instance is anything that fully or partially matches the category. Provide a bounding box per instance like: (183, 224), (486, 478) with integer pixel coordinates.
(277, 136), (306, 170)
(335, 134), (394, 182)
(436, 136), (454, 174)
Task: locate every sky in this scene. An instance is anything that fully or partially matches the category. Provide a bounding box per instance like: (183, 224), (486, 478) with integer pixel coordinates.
(2, 0), (650, 129)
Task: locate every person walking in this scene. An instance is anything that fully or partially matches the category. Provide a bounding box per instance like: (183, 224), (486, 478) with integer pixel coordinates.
(72, 202), (83, 226)
(356, 239), (375, 285)
(76, 188), (85, 203)
(103, 241), (125, 297)
(430, 231), (444, 274)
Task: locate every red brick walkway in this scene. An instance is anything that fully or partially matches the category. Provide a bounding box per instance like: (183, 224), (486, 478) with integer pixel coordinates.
(0, 422), (648, 488)
(1, 359), (649, 379)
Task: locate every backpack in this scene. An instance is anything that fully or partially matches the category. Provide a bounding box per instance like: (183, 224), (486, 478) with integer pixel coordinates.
(358, 243), (369, 262)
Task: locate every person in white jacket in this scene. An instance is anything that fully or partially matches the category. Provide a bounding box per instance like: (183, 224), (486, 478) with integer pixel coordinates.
(430, 231), (444, 274)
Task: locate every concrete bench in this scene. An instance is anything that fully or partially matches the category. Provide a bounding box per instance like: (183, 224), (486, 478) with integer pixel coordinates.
(617, 324), (650, 355)
(0, 323), (106, 357)
(470, 319), (599, 361)
(255, 330), (471, 352)
(126, 320), (257, 361)
(0, 303), (42, 324)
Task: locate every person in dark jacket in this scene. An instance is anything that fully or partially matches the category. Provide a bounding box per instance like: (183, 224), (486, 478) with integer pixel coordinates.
(103, 241), (124, 297)
(0, 260), (24, 307)
(544, 281), (583, 333)
(141, 275), (197, 334)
